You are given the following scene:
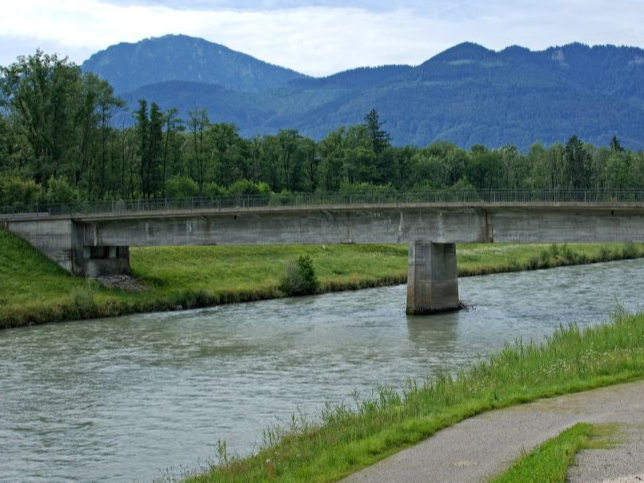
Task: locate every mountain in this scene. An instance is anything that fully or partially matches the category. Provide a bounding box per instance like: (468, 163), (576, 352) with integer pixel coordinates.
(82, 34), (305, 93)
(84, 38), (644, 150)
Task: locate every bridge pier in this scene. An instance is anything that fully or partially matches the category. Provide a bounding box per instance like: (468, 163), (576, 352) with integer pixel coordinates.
(406, 241), (461, 315)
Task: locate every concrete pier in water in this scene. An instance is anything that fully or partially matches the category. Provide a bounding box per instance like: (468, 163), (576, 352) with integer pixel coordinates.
(406, 241), (460, 314)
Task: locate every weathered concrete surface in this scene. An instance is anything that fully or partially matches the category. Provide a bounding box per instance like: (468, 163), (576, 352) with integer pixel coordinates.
(76, 207), (488, 247)
(73, 205), (644, 246)
(406, 241), (460, 314)
(344, 380), (644, 483)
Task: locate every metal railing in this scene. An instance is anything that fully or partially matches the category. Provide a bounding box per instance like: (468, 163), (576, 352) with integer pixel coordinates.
(3, 190), (644, 218)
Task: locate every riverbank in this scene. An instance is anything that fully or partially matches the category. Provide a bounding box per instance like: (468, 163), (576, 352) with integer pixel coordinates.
(1, 229), (643, 329)
(191, 311), (644, 482)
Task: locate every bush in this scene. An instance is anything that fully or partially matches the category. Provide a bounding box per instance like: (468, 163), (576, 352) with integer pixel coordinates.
(0, 176), (42, 211)
(203, 182), (225, 199)
(226, 179), (271, 197)
(339, 182), (396, 195)
(166, 175), (200, 199)
(280, 255), (319, 296)
(44, 176), (84, 205)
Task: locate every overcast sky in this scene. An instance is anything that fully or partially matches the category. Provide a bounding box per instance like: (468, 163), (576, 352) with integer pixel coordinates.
(0, 0), (642, 76)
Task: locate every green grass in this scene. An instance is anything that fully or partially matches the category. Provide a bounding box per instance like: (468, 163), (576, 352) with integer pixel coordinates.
(188, 312), (644, 482)
(492, 423), (617, 482)
(0, 226), (643, 329)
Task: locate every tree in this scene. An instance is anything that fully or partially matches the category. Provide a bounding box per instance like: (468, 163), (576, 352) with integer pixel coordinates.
(1, 51), (83, 182)
(563, 135), (590, 190)
(94, 76), (124, 198)
(187, 109), (209, 191)
(1, 51), (122, 193)
(364, 108), (389, 154)
(161, 108), (183, 197)
(610, 136), (624, 153)
(135, 100), (150, 197)
(147, 102), (164, 197)
(135, 100), (163, 198)
(209, 123), (247, 187)
(364, 108), (390, 155)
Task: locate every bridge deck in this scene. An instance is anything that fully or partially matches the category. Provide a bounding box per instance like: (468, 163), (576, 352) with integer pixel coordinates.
(3, 201), (644, 223)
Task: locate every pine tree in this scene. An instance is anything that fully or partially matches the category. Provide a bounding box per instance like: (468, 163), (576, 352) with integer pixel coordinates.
(364, 109), (390, 155)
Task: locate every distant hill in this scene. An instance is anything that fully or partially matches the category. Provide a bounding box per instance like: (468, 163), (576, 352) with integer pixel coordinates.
(82, 34), (305, 93)
(84, 37), (644, 150)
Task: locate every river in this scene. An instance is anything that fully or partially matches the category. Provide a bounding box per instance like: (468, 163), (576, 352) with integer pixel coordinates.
(1, 259), (644, 481)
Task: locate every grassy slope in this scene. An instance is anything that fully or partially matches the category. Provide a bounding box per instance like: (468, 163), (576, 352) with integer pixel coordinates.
(0, 227), (642, 328)
(191, 313), (644, 482)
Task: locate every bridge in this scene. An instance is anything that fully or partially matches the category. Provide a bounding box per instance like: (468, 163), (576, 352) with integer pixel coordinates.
(3, 190), (644, 315)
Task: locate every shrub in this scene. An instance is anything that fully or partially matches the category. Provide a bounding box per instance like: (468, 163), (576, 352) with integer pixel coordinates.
(280, 255), (319, 296)
(44, 176), (84, 205)
(166, 175), (200, 199)
(0, 176), (42, 211)
(226, 179), (271, 197)
(203, 182), (225, 199)
(339, 182), (396, 195)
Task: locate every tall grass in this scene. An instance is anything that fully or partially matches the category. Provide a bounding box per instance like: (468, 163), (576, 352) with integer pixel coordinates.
(189, 312), (644, 482)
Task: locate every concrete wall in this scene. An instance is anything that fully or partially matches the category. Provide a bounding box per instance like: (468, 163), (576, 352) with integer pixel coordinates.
(489, 208), (644, 243)
(80, 207), (489, 247)
(76, 206), (644, 248)
(5, 218), (80, 273)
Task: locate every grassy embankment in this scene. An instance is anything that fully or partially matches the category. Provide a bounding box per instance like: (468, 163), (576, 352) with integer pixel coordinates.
(492, 423), (617, 482)
(191, 312), (644, 482)
(0, 227), (643, 329)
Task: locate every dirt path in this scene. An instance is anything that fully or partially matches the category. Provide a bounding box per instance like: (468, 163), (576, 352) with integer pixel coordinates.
(345, 380), (644, 482)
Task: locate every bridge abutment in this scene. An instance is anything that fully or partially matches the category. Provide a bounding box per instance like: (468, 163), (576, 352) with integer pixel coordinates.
(406, 241), (461, 315)
(80, 246), (131, 278)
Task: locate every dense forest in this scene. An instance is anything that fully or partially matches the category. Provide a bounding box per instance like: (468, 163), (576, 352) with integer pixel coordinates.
(1, 51), (643, 210)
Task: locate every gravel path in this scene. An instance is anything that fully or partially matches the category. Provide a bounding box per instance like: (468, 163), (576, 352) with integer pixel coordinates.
(345, 380), (644, 483)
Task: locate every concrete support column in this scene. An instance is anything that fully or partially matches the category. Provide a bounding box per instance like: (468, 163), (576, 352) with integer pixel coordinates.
(406, 241), (460, 315)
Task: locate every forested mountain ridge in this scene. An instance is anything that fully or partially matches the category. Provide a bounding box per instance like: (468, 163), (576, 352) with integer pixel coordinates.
(82, 34), (306, 93)
(84, 36), (644, 150)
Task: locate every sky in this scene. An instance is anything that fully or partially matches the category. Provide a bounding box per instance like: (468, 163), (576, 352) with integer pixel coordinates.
(0, 0), (643, 76)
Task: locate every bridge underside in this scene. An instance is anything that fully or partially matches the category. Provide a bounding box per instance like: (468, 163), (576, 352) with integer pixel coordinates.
(6, 204), (644, 315)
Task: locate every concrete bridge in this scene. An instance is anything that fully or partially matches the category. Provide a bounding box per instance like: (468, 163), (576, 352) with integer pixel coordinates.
(3, 192), (644, 314)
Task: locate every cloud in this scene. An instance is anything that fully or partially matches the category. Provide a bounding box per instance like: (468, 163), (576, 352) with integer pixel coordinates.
(0, 0), (642, 76)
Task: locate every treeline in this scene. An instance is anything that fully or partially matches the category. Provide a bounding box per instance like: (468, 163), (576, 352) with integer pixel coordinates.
(1, 51), (644, 209)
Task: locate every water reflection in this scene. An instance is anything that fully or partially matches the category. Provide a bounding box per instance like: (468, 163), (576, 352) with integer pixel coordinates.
(406, 313), (459, 351)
